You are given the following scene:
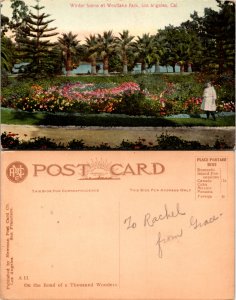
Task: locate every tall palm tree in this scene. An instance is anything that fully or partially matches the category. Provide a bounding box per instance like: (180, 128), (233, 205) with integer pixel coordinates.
(1, 38), (12, 72)
(96, 31), (116, 75)
(84, 34), (98, 75)
(115, 30), (134, 74)
(133, 33), (155, 73)
(152, 34), (165, 73)
(58, 32), (80, 76)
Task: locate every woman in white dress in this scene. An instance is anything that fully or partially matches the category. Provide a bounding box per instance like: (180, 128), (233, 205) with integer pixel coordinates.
(201, 82), (217, 120)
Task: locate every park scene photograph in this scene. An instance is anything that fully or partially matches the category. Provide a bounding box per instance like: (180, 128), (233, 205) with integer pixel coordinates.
(1, 0), (235, 150)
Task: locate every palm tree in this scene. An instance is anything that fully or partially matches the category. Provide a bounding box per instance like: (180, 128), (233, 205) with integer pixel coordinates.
(115, 30), (134, 74)
(58, 32), (80, 76)
(1, 36), (16, 72)
(84, 34), (98, 75)
(1, 39), (11, 72)
(133, 33), (155, 73)
(96, 31), (116, 75)
(152, 34), (166, 73)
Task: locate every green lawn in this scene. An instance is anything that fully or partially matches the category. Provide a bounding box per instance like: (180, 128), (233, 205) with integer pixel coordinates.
(1, 108), (235, 127)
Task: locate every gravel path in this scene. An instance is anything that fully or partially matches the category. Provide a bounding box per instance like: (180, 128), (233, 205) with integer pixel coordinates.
(1, 124), (235, 147)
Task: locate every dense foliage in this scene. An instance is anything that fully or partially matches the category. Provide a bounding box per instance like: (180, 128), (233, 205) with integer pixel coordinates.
(1, 131), (230, 150)
(182, 0), (235, 73)
(15, 2), (59, 78)
(1, 74), (234, 117)
(1, 0), (235, 77)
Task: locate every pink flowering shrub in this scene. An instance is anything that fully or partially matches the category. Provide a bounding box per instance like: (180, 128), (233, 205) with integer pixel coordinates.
(217, 101), (235, 112)
(6, 81), (143, 113)
(183, 97), (203, 114)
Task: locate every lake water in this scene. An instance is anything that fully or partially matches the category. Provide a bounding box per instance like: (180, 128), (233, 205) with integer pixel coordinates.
(63, 63), (181, 75)
(12, 62), (182, 75)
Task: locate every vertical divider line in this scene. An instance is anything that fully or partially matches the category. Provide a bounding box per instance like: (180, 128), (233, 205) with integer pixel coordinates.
(195, 157), (196, 201)
(226, 157), (228, 200)
(118, 201), (120, 288)
(220, 168), (222, 195)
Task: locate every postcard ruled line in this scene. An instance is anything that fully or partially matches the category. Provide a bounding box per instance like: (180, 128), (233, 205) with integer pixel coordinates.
(118, 201), (121, 288)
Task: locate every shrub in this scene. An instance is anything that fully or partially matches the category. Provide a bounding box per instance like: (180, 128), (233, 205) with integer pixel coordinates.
(155, 133), (210, 150)
(213, 138), (230, 149)
(1, 132), (20, 149)
(67, 139), (85, 150)
(113, 91), (145, 115)
(119, 138), (150, 150)
(19, 137), (64, 150)
(112, 90), (162, 116)
(93, 143), (112, 150)
(1, 132), (231, 150)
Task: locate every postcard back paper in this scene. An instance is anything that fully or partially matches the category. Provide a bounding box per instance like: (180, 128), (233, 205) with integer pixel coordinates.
(0, 150), (234, 300)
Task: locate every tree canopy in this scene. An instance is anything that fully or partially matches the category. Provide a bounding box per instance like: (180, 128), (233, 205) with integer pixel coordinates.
(1, 0), (235, 76)
(15, 0), (58, 78)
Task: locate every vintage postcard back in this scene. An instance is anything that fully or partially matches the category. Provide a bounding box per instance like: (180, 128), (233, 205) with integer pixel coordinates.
(0, 151), (234, 300)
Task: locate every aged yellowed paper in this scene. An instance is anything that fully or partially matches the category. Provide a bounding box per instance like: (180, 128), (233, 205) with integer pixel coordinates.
(0, 151), (234, 299)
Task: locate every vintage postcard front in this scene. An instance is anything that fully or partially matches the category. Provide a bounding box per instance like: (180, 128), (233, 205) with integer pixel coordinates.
(0, 151), (234, 300)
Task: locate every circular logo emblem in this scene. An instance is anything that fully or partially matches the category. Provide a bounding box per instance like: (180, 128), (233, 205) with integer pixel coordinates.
(6, 161), (28, 183)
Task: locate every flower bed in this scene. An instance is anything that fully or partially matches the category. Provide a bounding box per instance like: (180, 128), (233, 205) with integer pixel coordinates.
(1, 74), (235, 116)
(1, 81), (142, 114)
